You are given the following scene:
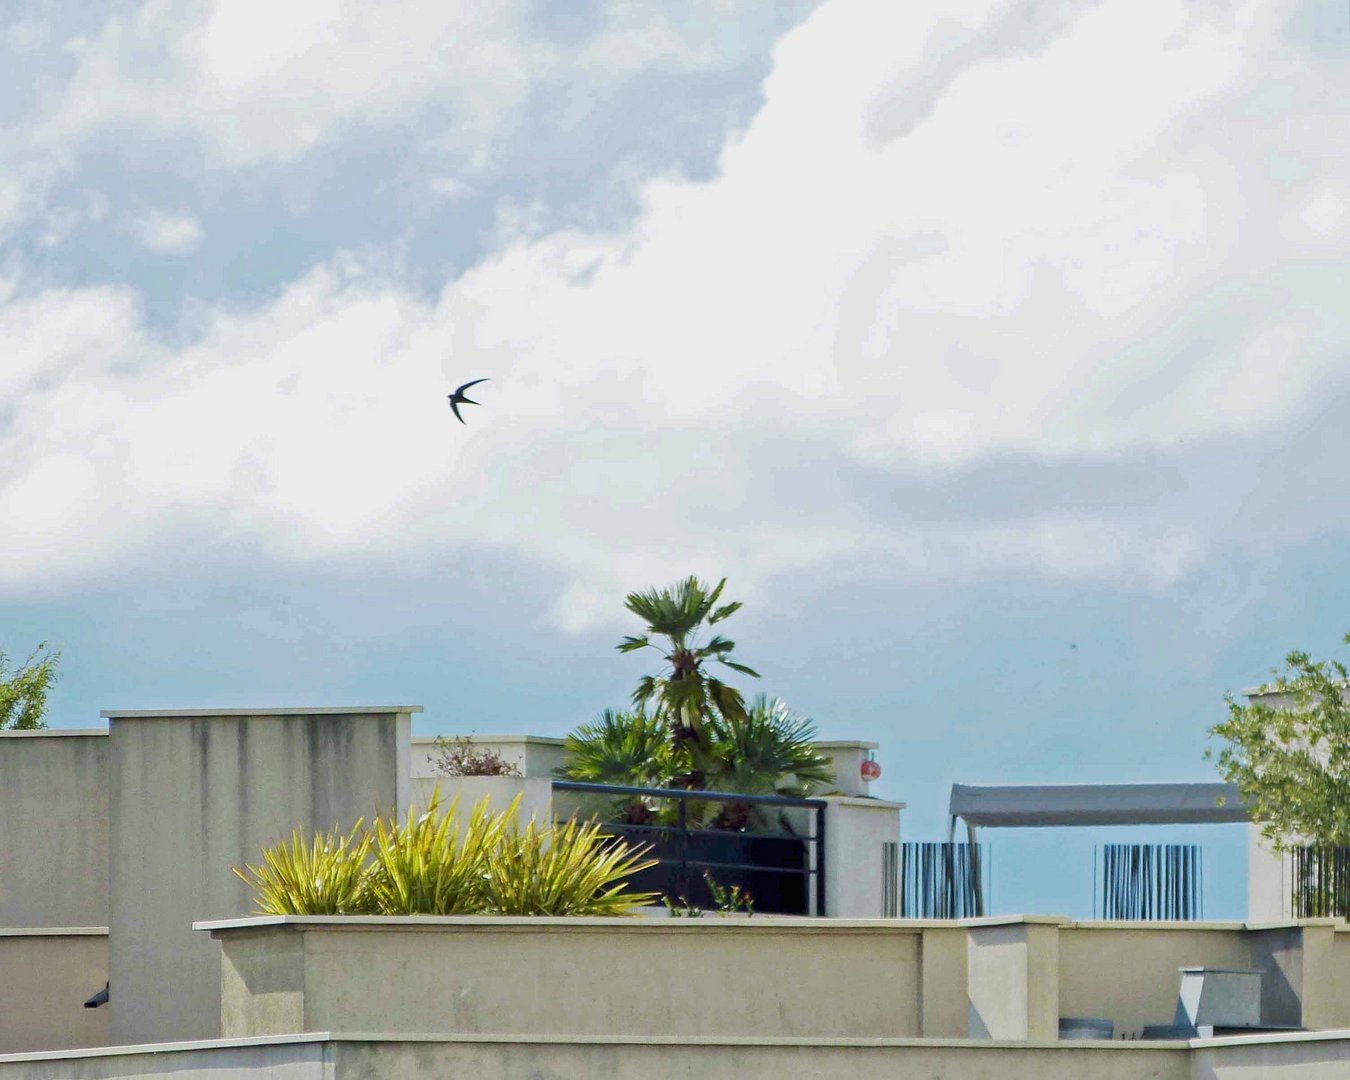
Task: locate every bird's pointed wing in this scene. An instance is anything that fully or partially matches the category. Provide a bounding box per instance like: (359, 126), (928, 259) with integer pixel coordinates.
(452, 377), (490, 397)
(449, 398), (466, 423)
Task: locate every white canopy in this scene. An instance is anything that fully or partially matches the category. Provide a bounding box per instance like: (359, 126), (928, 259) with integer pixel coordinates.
(948, 782), (1250, 829)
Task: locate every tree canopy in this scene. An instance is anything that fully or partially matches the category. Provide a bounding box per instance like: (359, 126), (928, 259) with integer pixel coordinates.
(1209, 632), (1350, 850)
(0, 641), (62, 730)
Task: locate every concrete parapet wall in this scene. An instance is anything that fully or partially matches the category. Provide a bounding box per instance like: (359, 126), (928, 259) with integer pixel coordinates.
(207, 916), (924, 1040)
(0, 1033), (1197, 1080)
(0, 731), (108, 929)
(206, 914), (1350, 1047)
(329, 1036), (1188, 1080)
(822, 797), (903, 917)
(9, 1030), (1350, 1080)
(105, 707), (415, 1047)
(410, 776), (553, 823)
(1059, 922), (1250, 1036)
(411, 735), (565, 780)
(1192, 1030), (1350, 1080)
(0, 929), (108, 1054)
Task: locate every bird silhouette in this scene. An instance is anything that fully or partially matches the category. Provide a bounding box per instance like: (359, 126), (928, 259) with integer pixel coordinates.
(447, 378), (489, 424)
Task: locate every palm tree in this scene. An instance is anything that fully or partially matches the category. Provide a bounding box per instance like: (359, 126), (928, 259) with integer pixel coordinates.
(705, 695), (834, 797)
(705, 695), (835, 829)
(556, 709), (672, 823)
(618, 576), (760, 788)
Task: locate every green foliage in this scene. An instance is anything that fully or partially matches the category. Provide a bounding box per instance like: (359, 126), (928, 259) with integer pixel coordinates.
(232, 820), (375, 915)
(485, 816), (658, 916)
(557, 708), (673, 823)
(1209, 632), (1350, 850)
(620, 576), (760, 786)
(559, 696), (834, 828)
(706, 695), (834, 797)
(0, 641), (61, 730)
(233, 790), (657, 918)
(428, 734), (521, 777)
(366, 791), (513, 915)
(704, 695), (835, 829)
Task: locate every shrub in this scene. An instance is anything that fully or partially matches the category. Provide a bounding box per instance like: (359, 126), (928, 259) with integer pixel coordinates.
(233, 790), (656, 918)
(485, 815), (658, 916)
(233, 820), (375, 915)
(365, 791), (511, 915)
(428, 734), (522, 777)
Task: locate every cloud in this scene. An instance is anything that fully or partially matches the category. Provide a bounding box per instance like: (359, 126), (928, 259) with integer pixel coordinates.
(2, 0), (1348, 631)
(129, 209), (203, 254)
(37, 0), (807, 169)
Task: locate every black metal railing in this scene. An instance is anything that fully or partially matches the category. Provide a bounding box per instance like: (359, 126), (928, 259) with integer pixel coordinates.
(1291, 845), (1350, 918)
(899, 842), (988, 917)
(1095, 843), (1203, 920)
(551, 780), (827, 915)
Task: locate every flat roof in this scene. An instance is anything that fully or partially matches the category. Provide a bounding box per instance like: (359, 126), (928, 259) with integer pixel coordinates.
(949, 782), (1250, 827)
(101, 706), (423, 718)
(0, 727), (107, 737)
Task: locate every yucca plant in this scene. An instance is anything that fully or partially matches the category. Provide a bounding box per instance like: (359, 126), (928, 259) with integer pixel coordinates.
(365, 789), (512, 916)
(485, 816), (658, 916)
(232, 819), (375, 915)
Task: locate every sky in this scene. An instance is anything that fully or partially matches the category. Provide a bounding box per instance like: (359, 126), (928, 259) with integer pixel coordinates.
(2, 0), (1349, 919)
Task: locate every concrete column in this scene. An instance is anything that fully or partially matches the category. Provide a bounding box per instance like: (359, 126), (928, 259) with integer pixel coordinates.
(821, 796), (903, 917)
(966, 917), (1064, 1040)
(1247, 825), (1290, 922)
(1247, 920), (1340, 1031)
(814, 741), (880, 797)
(919, 925), (969, 1037)
(104, 706), (415, 1046)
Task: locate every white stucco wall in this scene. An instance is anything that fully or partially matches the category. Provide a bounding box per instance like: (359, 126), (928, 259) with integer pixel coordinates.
(822, 797), (903, 917)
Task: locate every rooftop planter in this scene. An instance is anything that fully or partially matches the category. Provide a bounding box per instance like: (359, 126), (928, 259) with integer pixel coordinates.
(199, 915), (923, 1041)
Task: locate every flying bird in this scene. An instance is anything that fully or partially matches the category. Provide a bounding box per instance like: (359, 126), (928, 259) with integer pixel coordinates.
(447, 378), (489, 424)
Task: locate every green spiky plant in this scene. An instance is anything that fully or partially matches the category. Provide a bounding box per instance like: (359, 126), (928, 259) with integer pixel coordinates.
(365, 790), (515, 916)
(232, 819), (375, 915)
(618, 576), (759, 788)
(233, 790), (659, 917)
(485, 815), (658, 916)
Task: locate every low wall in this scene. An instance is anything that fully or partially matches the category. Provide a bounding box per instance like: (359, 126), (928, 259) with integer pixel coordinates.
(411, 735), (565, 780)
(206, 916), (924, 1040)
(0, 1033), (1193, 1080)
(1058, 922), (1251, 1036)
(410, 776), (552, 822)
(1193, 1030), (1350, 1080)
(329, 1036), (1187, 1080)
(0, 929), (108, 1054)
(206, 915), (1350, 1045)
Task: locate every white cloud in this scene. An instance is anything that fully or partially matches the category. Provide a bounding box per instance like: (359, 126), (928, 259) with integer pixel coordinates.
(3, 0), (1349, 630)
(129, 209), (203, 254)
(38, 0), (803, 169)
